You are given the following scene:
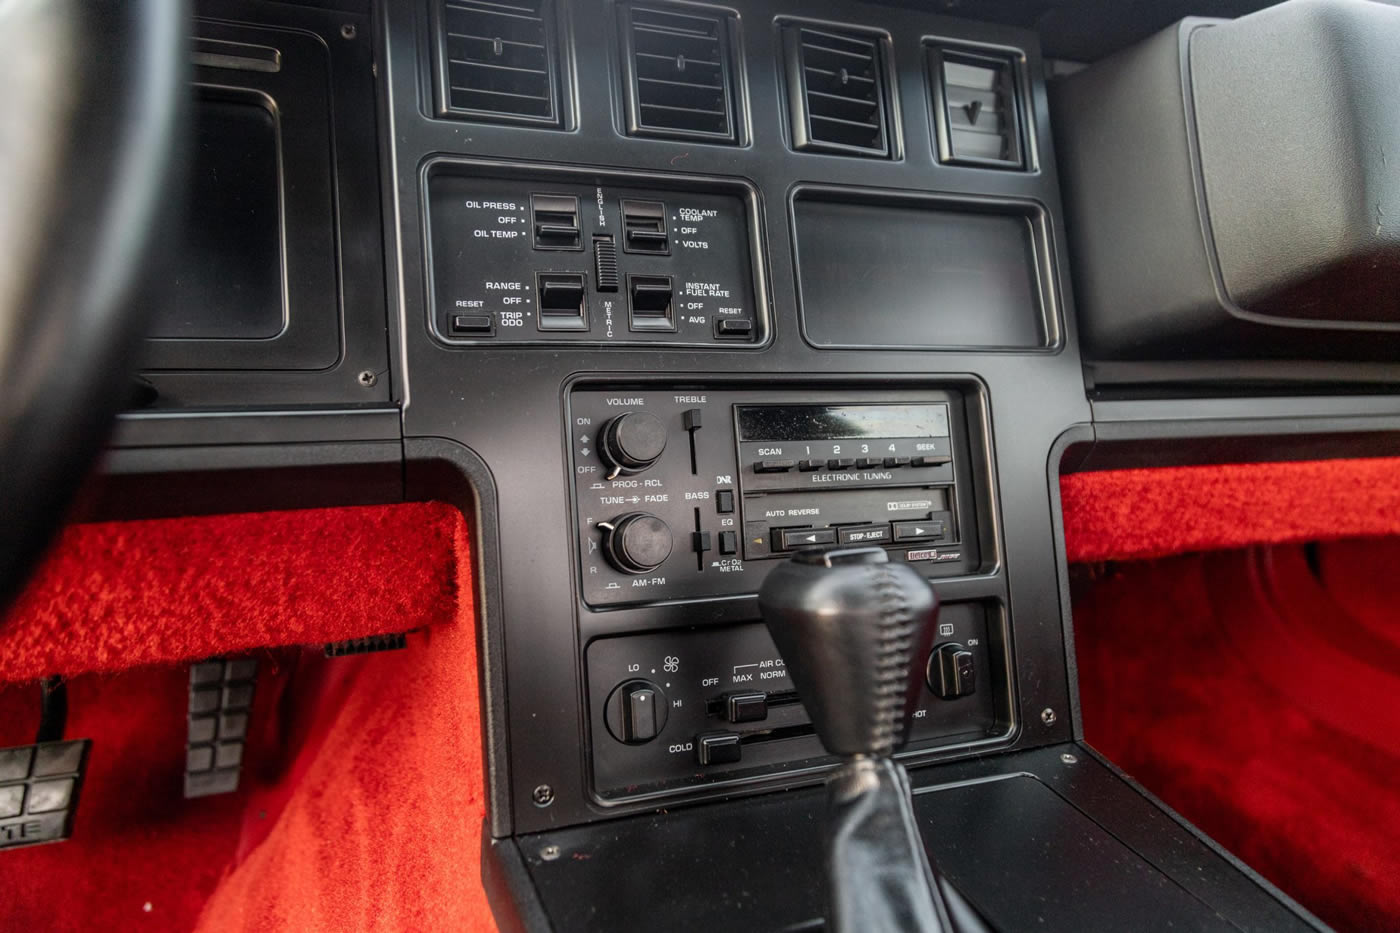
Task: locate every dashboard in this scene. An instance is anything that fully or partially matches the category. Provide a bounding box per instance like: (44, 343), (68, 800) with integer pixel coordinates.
(97, 0), (1400, 929)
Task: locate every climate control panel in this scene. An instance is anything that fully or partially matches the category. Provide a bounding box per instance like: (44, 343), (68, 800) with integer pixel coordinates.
(425, 162), (765, 346)
(569, 385), (985, 608)
(586, 604), (1004, 800)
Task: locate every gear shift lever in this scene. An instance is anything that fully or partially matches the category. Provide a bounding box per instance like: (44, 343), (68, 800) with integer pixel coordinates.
(759, 546), (986, 933)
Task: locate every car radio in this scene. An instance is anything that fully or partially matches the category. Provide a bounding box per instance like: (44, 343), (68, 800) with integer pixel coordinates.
(568, 385), (987, 609)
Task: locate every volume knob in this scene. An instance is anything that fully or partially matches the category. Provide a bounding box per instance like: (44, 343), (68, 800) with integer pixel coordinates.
(599, 512), (673, 575)
(599, 411), (667, 478)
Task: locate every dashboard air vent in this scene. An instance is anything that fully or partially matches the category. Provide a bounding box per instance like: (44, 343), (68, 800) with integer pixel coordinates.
(433, 0), (562, 127)
(929, 45), (1025, 169)
(620, 4), (739, 143)
(783, 25), (892, 157)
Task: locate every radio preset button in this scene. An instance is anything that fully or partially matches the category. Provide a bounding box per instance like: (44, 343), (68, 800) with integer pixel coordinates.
(826, 458), (856, 470)
(837, 524), (892, 546)
(855, 457), (881, 469)
(755, 459), (796, 473)
(883, 456), (912, 468)
(797, 459), (822, 472)
(777, 527), (837, 550)
(892, 520), (946, 542)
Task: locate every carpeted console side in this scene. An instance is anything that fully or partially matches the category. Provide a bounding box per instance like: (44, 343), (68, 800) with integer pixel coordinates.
(1065, 459), (1400, 931)
(0, 503), (495, 932)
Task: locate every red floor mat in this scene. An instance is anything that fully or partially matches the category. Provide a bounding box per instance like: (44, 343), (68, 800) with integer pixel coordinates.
(1061, 457), (1400, 562)
(1073, 538), (1400, 931)
(0, 504), (495, 932)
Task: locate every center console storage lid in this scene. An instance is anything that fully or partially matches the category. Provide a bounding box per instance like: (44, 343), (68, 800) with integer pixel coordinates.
(1051, 0), (1400, 365)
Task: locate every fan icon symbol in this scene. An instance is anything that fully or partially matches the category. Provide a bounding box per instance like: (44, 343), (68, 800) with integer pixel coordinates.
(663, 656), (679, 673)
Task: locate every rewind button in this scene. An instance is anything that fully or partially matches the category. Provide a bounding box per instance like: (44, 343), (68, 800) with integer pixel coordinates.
(777, 527), (837, 551)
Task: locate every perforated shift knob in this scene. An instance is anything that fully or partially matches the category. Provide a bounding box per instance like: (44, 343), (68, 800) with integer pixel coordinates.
(758, 547), (940, 758)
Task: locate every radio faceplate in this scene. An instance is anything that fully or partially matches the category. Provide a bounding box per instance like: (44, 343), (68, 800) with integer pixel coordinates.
(568, 386), (988, 608)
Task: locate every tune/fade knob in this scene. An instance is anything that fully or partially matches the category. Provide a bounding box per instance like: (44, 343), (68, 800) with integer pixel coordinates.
(599, 411), (667, 478)
(598, 512), (673, 574)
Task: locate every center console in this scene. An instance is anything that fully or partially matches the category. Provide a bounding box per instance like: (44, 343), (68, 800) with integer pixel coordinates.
(567, 383), (1012, 800)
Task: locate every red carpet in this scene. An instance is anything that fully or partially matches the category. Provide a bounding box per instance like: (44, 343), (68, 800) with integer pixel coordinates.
(0, 504), (496, 932)
(1066, 460), (1400, 931)
(1060, 456), (1400, 562)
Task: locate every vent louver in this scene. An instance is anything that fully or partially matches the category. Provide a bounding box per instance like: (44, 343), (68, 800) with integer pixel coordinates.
(783, 25), (892, 157)
(620, 4), (738, 143)
(433, 0), (562, 127)
(929, 46), (1025, 169)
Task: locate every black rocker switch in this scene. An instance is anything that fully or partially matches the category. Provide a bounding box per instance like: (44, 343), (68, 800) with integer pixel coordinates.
(628, 275), (675, 332)
(621, 199), (669, 254)
(532, 194), (581, 250)
(536, 272), (588, 331)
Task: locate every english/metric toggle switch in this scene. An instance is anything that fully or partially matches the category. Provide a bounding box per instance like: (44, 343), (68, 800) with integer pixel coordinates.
(536, 272), (587, 331)
(531, 194), (581, 250)
(628, 275), (675, 332)
(621, 199), (669, 254)
(593, 234), (619, 291)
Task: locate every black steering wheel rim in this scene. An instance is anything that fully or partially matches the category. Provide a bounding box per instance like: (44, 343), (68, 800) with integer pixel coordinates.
(0, 1), (188, 607)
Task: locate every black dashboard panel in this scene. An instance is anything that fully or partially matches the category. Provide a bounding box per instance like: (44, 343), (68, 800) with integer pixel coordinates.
(136, 0), (391, 409)
(379, 0), (1089, 838)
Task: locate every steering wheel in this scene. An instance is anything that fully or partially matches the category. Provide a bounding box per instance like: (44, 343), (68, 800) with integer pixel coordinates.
(0, 1), (187, 606)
